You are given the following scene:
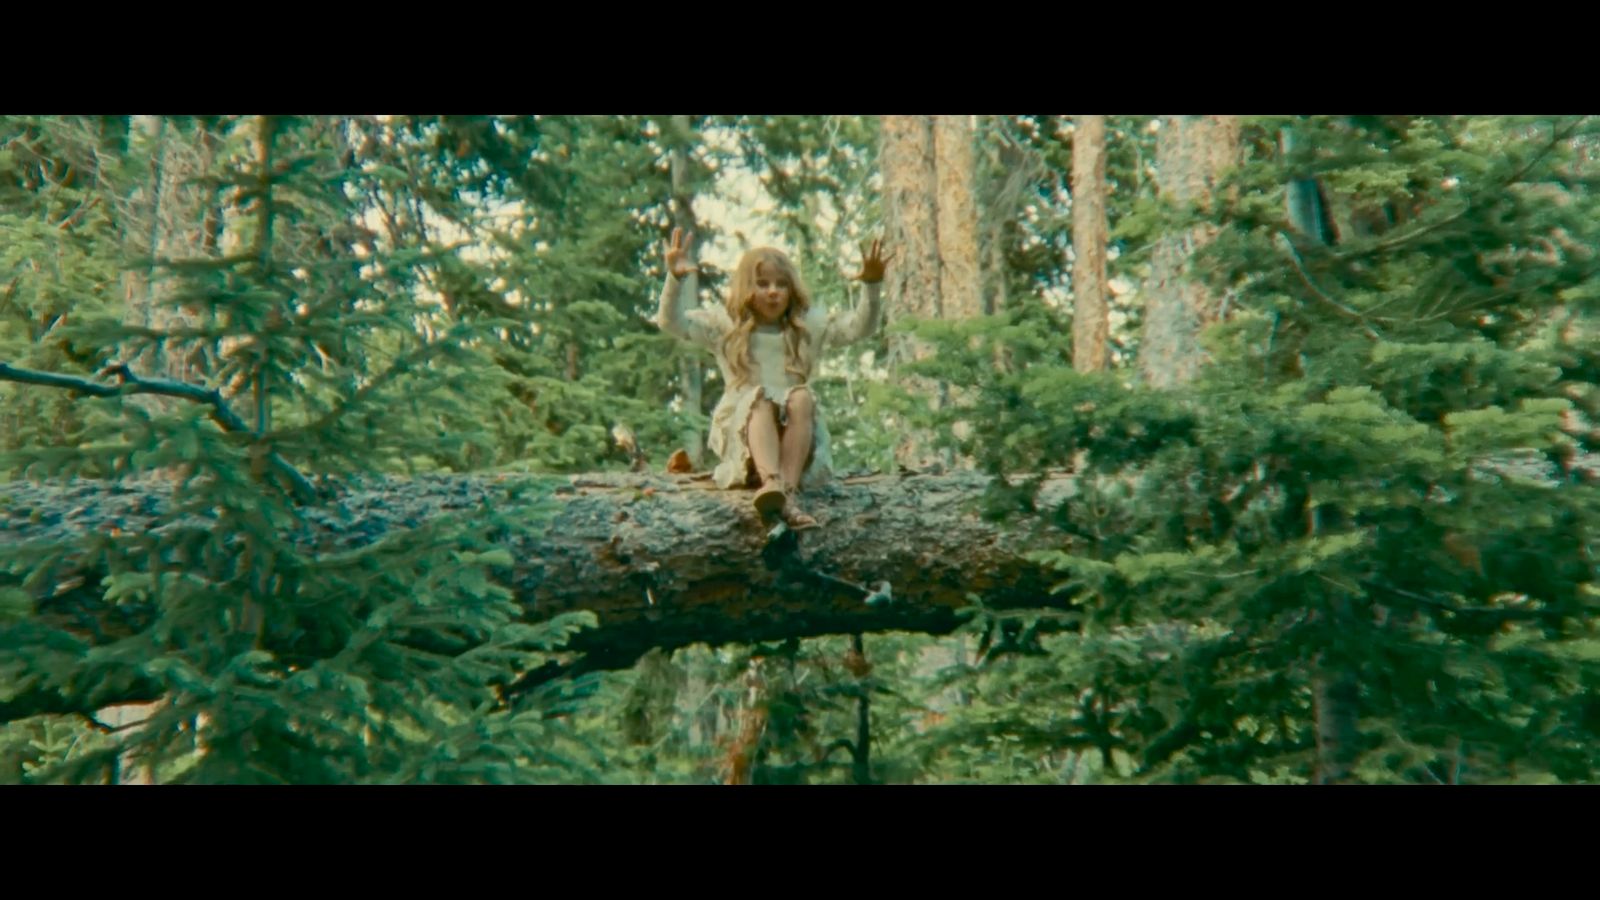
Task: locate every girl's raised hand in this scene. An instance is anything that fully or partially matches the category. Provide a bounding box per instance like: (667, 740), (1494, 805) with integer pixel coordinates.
(665, 227), (696, 278)
(856, 238), (892, 283)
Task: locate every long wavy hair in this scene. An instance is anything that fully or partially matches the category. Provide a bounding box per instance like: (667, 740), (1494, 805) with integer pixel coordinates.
(721, 247), (813, 385)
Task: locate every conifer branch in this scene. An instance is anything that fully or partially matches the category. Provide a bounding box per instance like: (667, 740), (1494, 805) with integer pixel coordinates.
(0, 360), (318, 504)
(821, 738), (857, 760)
(1349, 204), (1471, 257)
(83, 711), (153, 734)
(1360, 578), (1576, 623)
(1277, 232), (1382, 341)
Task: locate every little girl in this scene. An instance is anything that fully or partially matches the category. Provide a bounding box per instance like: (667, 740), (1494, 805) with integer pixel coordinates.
(657, 229), (889, 529)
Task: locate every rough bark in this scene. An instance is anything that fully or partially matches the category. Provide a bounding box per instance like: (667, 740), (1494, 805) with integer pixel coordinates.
(0, 470), (1077, 720)
(882, 115), (985, 469)
(1135, 116), (1240, 389)
(723, 659), (767, 785)
(881, 116), (942, 324)
(1070, 115), (1110, 373)
(881, 116), (945, 469)
(121, 117), (214, 396)
(932, 115), (982, 321)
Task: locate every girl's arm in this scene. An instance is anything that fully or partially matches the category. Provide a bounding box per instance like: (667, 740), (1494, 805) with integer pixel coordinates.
(825, 280), (884, 347)
(656, 270), (724, 350)
(825, 238), (890, 348)
(656, 229), (724, 350)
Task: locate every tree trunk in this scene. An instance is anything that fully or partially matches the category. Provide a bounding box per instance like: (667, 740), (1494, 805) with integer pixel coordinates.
(881, 116), (944, 469)
(932, 115), (982, 321)
(1135, 115), (1239, 389)
(121, 117), (214, 395)
(1311, 655), (1360, 784)
(1279, 125), (1368, 784)
(1070, 115), (1110, 373)
(848, 633), (873, 785)
(881, 116), (942, 324)
(669, 115), (706, 470)
(1, 470), (1078, 722)
(107, 117), (225, 781)
(722, 658), (767, 785)
(882, 116), (984, 469)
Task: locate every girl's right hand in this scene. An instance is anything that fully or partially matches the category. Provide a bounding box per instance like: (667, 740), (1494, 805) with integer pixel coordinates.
(665, 227), (695, 278)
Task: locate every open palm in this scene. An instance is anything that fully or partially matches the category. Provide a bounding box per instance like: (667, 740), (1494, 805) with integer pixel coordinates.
(857, 238), (892, 283)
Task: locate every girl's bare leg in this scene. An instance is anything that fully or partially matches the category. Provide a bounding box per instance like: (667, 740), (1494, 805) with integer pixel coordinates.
(779, 388), (814, 489)
(747, 398), (782, 483)
(779, 389), (818, 529)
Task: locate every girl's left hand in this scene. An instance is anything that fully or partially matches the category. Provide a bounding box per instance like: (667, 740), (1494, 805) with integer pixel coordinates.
(665, 228), (696, 278)
(856, 238), (892, 283)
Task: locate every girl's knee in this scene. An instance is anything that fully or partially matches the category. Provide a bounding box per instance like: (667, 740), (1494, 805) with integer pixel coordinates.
(786, 387), (816, 419)
(750, 397), (778, 419)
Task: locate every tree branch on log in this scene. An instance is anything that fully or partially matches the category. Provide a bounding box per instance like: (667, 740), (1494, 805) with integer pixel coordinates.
(0, 360), (318, 504)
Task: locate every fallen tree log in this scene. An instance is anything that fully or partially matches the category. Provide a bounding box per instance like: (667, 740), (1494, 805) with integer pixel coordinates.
(1, 470), (1078, 714)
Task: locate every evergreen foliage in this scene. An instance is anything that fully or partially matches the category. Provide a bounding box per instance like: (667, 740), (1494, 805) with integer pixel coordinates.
(895, 115), (1600, 783)
(5, 114), (1596, 784)
(1, 116), (598, 782)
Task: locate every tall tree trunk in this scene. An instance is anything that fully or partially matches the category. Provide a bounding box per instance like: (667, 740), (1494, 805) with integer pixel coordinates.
(723, 659), (767, 784)
(1311, 653), (1360, 784)
(109, 116), (222, 782)
(121, 117), (213, 393)
(881, 116), (943, 469)
(1278, 125), (1368, 784)
(669, 115), (706, 469)
(978, 117), (1049, 352)
(881, 116), (982, 469)
(847, 633), (873, 785)
(1070, 115), (1110, 373)
(933, 115), (982, 320)
(1135, 116), (1239, 389)
(881, 116), (942, 325)
(1273, 122), (1376, 781)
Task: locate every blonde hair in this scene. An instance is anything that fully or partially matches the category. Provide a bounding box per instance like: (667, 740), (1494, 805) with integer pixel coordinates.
(722, 247), (813, 384)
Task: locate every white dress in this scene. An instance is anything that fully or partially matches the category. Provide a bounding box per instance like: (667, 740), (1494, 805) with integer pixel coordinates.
(657, 272), (883, 490)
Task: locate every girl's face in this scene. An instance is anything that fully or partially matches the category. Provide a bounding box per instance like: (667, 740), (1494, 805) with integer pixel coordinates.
(750, 261), (792, 326)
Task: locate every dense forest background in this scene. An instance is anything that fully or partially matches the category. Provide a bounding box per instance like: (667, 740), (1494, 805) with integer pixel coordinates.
(2, 115), (1597, 784)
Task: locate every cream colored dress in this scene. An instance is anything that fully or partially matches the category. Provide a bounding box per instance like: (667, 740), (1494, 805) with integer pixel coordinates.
(657, 272), (883, 490)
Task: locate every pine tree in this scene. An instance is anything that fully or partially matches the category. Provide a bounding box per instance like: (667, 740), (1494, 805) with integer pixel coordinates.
(1, 116), (599, 783)
(911, 115), (1600, 784)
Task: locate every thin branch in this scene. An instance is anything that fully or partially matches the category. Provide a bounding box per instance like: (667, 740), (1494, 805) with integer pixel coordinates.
(820, 738), (857, 761)
(1277, 232), (1382, 341)
(1343, 204), (1471, 258)
(1360, 578), (1577, 623)
(82, 712), (151, 734)
(0, 276), (19, 318)
(54, 195), (101, 231)
(0, 360), (318, 505)
(288, 335), (458, 440)
(1505, 118), (1585, 188)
